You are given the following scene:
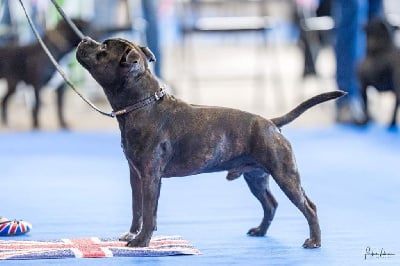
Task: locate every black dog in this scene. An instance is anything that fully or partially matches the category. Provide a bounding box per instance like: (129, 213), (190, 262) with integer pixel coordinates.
(358, 18), (400, 127)
(0, 19), (90, 129)
(76, 37), (345, 248)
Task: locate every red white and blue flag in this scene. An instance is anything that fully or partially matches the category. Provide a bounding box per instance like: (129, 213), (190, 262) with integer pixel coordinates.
(0, 236), (200, 260)
(0, 220), (31, 236)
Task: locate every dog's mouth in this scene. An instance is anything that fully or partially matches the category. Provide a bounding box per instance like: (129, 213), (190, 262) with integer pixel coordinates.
(76, 48), (91, 70)
(79, 59), (90, 70)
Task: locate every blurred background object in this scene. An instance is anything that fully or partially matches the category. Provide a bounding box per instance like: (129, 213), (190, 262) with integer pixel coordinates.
(176, 0), (276, 108)
(332, 0), (384, 125)
(0, 0), (399, 130)
(0, 0), (18, 45)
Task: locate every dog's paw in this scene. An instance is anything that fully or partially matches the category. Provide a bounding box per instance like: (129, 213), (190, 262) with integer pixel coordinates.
(127, 236), (150, 247)
(302, 238), (321, 249)
(247, 227), (266, 237)
(119, 232), (136, 242)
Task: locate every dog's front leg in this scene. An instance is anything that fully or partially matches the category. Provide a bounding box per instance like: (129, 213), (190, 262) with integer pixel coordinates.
(359, 81), (370, 125)
(119, 168), (143, 242)
(1, 80), (17, 125)
(127, 174), (161, 247)
(389, 71), (400, 127)
(32, 86), (41, 128)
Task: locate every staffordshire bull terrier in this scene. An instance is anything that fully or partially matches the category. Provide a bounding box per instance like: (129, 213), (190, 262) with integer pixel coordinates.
(76, 37), (345, 248)
(358, 18), (400, 127)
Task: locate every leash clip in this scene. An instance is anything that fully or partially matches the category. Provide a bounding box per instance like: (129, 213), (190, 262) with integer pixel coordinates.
(154, 88), (166, 101)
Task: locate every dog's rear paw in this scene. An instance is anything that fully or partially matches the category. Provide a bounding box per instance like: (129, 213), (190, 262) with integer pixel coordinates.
(119, 232), (136, 242)
(302, 238), (321, 248)
(247, 227), (266, 237)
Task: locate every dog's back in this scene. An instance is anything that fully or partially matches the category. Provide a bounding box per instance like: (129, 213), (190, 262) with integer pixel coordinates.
(0, 43), (36, 84)
(0, 20), (87, 87)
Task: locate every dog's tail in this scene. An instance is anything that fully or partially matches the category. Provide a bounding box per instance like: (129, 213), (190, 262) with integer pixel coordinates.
(271, 90), (346, 128)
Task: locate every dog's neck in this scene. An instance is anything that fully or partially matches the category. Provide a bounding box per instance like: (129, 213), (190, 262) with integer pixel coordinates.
(104, 70), (161, 113)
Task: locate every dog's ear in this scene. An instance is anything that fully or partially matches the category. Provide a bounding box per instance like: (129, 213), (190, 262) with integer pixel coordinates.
(140, 46), (156, 62)
(120, 48), (138, 67)
(120, 46), (155, 67)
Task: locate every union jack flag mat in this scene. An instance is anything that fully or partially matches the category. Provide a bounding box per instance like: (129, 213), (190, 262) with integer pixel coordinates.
(0, 235), (200, 260)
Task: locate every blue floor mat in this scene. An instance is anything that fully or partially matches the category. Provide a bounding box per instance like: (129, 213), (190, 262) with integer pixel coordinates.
(0, 125), (399, 265)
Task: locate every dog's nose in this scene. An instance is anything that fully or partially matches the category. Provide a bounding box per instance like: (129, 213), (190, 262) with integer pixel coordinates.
(81, 36), (100, 46)
(82, 36), (93, 43)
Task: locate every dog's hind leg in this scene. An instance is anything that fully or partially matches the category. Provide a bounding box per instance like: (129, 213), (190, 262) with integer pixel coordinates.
(1, 80), (17, 125)
(244, 170), (278, 237)
(269, 157), (321, 248)
(360, 81), (370, 124)
(390, 94), (399, 127)
(260, 133), (321, 248)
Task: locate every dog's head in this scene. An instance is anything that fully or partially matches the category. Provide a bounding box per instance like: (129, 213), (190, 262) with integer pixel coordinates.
(364, 18), (393, 54)
(76, 37), (155, 90)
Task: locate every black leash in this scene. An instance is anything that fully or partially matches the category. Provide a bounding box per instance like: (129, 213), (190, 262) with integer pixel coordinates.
(17, 0), (115, 118)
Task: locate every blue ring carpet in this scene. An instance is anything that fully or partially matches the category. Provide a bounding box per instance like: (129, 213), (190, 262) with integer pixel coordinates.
(0, 125), (399, 265)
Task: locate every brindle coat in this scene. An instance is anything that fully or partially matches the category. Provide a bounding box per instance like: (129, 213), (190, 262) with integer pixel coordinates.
(76, 37), (345, 248)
